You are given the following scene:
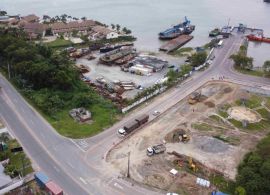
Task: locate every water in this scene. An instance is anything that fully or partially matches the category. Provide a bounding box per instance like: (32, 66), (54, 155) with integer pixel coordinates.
(2, 0), (270, 61)
(248, 42), (270, 67)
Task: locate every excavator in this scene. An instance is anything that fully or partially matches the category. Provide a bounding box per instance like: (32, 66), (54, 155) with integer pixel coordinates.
(178, 129), (190, 143)
(189, 157), (198, 172)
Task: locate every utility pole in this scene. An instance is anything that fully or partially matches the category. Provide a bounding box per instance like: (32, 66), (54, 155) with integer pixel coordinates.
(8, 62), (11, 79)
(127, 151), (130, 178)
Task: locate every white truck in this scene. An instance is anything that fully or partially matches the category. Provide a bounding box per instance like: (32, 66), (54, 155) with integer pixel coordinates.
(147, 144), (166, 156)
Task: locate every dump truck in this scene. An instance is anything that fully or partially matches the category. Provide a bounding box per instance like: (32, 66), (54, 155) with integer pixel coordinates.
(135, 114), (149, 125)
(117, 114), (149, 137)
(147, 144), (166, 156)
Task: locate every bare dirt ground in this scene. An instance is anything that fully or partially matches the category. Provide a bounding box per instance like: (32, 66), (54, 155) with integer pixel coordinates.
(106, 82), (270, 194)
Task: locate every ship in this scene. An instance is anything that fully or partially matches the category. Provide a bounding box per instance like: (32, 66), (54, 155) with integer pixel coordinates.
(100, 42), (134, 53)
(159, 17), (195, 40)
(209, 28), (220, 37)
(246, 34), (270, 44)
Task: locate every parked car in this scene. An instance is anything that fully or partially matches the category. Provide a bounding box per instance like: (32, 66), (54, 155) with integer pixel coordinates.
(153, 110), (160, 116)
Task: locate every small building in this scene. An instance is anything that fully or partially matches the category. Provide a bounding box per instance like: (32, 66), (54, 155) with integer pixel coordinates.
(21, 14), (40, 23)
(23, 23), (46, 39)
(51, 20), (96, 36)
(89, 26), (118, 40)
(69, 108), (91, 122)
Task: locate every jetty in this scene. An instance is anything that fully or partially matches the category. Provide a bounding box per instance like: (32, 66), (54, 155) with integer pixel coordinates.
(159, 35), (193, 52)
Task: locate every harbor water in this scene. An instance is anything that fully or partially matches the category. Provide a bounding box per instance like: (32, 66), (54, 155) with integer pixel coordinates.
(2, 0), (270, 62)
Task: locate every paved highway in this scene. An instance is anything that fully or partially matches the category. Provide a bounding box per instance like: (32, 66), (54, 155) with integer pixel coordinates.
(0, 31), (269, 195)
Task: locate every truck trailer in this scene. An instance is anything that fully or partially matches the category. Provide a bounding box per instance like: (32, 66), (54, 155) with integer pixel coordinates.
(147, 144), (166, 156)
(118, 114), (149, 137)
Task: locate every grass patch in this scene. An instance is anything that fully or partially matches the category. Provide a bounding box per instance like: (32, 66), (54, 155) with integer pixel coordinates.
(46, 105), (118, 139)
(235, 66), (265, 77)
(235, 95), (262, 109)
(218, 111), (229, 118)
(265, 97), (270, 110)
(191, 123), (213, 131)
(171, 47), (193, 57)
(0, 139), (33, 177)
(213, 135), (240, 145)
(46, 38), (72, 48)
(257, 108), (270, 120)
(209, 115), (224, 123)
(209, 174), (235, 194)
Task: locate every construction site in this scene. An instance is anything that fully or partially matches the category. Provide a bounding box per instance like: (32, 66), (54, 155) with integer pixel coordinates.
(106, 82), (270, 195)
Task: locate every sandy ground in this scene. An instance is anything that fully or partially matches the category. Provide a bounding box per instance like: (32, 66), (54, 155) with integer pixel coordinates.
(106, 82), (270, 194)
(77, 51), (185, 99)
(228, 106), (261, 123)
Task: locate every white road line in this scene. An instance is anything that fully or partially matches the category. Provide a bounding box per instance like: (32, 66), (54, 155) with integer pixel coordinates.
(67, 162), (74, 169)
(53, 165), (60, 172)
(79, 177), (87, 185)
(69, 139), (86, 152)
(40, 132), (45, 139)
(113, 182), (123, 190)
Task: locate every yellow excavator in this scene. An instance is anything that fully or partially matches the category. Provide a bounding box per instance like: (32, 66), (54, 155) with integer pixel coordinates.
(189, 157), (198, 172)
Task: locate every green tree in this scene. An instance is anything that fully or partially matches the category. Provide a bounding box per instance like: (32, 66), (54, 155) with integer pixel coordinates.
(230, 53), (253, 70)
(111, 24), (115, 30)
(116, 24), (121, 32)
(235, 186), (246, 195)
(190, 51), (207, 67)
(263, 60), (270, 76)
(0, 10), (7, 16)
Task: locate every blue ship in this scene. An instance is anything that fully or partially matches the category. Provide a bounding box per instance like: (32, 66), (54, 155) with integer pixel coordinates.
(159, 17), (195, 40)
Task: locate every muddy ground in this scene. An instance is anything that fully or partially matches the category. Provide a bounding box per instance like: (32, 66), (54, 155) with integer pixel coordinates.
(106, 82), (270, 195)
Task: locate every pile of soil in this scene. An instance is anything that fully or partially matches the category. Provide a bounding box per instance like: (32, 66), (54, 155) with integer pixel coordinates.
(204, 101), (215, 108)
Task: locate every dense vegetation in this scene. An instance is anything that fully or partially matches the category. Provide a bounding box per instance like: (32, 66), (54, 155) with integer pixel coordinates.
(235, 135), (270, 195)
(190, 51), (207, 67)
(230, 45), (253, 70)
(0, 28), (117, 138)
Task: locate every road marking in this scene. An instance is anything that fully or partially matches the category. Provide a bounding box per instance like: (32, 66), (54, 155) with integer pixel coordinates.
(113, 182), (123, 190)
(69, 139), (87, 152)
(67, 162), (74, 169)
(79, 177), (88, 185)
(40, 132), (45, 139)
(53, 165), (60, 172)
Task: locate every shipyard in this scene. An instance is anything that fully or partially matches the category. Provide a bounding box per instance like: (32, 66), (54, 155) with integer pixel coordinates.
(0, 1), (270, 195)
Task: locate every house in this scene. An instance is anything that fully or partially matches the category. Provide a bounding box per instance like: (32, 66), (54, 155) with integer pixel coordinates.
(51, 20), (96, 36)
(21, 14), (39, 23)
(23, 23), (46, 39)
(89, 26), (119, 40)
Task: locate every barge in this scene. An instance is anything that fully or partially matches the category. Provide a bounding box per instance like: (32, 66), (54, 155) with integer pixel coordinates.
(100, 42), (134, 53)
(159, 35), (193, 52)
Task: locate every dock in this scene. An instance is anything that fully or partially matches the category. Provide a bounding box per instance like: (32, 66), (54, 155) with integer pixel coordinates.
(159, 35), (193, 52)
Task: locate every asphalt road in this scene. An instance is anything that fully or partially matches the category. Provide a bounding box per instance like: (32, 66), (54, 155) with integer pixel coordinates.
(0, 31), (269, 195)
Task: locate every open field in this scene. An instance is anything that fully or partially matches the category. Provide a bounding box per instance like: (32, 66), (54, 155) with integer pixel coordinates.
(106, 82), (270, 194)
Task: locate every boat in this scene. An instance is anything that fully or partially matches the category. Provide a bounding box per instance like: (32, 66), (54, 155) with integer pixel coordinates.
(209, 28), (220, 37)
(100, 42), (134, 53)
(159, 17), (195, 40)
(246, 34), (270, 44)
(100, 44), (121, 53)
